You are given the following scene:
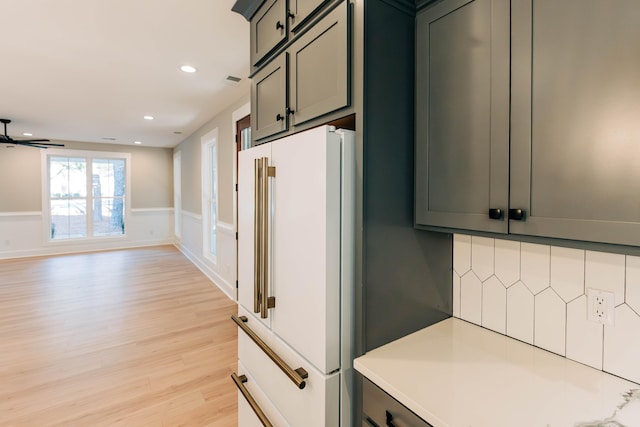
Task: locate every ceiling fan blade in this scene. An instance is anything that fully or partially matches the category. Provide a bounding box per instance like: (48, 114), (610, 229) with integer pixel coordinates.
(9, 141), (64, 149)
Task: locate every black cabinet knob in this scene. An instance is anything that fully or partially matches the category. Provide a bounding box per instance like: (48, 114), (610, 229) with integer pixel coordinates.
(276, 114), (284, 121)
(509, 208), (526, 221)
(488, 208), (503, 220)
(286, 107), (295, 115)
(288, 11), (295, 19)
(276, 21), (284, 30)
(386, 411), (397, 427)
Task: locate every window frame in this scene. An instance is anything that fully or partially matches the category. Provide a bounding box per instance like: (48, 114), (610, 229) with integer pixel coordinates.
(41, 149), (132, 244)
(201, 128), (219, 265)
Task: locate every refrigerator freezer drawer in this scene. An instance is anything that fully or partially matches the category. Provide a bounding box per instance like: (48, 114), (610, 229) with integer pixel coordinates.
(238, 306), (340, 427)
(237, 361), (290, 427)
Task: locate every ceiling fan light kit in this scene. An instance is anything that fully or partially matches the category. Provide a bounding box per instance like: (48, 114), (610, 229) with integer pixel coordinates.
(0, 119), (64, 149)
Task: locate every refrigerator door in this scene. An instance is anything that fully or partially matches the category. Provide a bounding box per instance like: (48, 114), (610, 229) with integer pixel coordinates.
(238, 143), (274, 328)
(270, 126), (345, 374)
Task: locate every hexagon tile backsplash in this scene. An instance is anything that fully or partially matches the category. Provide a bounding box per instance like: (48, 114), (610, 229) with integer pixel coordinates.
(453, 234), (640, 385)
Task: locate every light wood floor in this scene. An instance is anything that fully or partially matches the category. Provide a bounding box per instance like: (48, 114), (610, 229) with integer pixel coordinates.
(0, 245), (238, 426)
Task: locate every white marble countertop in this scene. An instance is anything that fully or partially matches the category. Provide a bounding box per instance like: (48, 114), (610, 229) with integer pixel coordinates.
(354, 318), (640, 427)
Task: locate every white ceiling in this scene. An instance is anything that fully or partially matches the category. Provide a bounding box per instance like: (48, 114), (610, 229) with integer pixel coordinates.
(0, 0), (250, 148)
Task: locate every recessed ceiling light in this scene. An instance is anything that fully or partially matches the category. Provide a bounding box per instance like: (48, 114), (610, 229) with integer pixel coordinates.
(134, 141), (142, 145)
(23, 132), (33, 136)
(180, 65), (197, 73)
(143, 115), (154, 121)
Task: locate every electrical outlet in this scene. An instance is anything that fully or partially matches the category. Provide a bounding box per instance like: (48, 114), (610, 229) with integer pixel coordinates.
(587, 288), (615, 326)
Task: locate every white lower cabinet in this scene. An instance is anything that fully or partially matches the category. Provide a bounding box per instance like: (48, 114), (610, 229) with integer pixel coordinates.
(237, 361), (290, 427)
(238, 306), (340, 427)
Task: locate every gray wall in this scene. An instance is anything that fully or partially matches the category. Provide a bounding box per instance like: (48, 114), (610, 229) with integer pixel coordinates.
(174, 93), (250, 224)
(0, 141), (173, 212)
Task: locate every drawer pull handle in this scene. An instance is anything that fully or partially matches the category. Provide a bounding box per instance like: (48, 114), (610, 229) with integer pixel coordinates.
(232, 314), (308, 389)
(509, 208), (526, 221)
(386, 410), (397, 427)
(488, 208), (503, 220)
(276, 20), (284, 30)
(231, 372), (274, 427)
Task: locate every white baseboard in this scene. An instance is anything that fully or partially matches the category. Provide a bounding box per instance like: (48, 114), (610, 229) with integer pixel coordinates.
(174, 240), (237, 302)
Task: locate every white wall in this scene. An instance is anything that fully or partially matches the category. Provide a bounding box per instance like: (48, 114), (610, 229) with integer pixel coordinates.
(453, 234), (640, 385)
(0, 208), (173, 259)
(173, 93), (250, 301)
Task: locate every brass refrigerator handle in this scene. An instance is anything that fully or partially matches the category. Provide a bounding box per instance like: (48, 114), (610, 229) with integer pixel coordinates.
(260, 157), (277, 318)
(231, 372), (274, 427)
(253, 159), (261, 314)
(232, 314), (308, 389)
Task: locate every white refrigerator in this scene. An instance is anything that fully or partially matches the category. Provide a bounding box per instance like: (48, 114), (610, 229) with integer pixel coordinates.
(232, 125), (355, 427)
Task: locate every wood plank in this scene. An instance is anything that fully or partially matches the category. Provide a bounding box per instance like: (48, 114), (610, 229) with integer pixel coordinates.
(0, 245), (238, 426)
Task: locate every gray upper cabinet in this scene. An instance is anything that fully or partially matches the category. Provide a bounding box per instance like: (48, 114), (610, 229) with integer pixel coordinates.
(288, 2), (348, 127)
(251, 0), (349, 142)
(415, 0), (510, 233)
(251, 0), (287, 66)
(510, 0), (640, 246)
(289, 0), (329, 32)
(251, 54), (287, 140)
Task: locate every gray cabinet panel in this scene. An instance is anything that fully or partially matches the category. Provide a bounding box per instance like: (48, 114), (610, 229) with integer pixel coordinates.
(251, 55), (288, 141)
(363, 378), (433, 427)
(290, 0), (329, 32)
(289, 2), (349, 126)
(250, 0), (287, 66)
(511, 0), (640, 246)
(415, 0), (509, 233)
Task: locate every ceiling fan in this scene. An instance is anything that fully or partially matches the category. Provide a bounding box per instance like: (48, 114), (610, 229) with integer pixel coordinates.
(1, 118), (64, 149)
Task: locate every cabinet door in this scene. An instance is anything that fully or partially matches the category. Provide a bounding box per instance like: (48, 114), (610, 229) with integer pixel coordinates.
(288, 1), (349, 128)
(415, 0), (510, 233)
(511, 0), (640, 246)
(251, 54), (288, 141)
(250, 0), (287, 66)
(238, 143), (273, 328)
(270, 127), (343, 374)
(289, 0), (329, 32)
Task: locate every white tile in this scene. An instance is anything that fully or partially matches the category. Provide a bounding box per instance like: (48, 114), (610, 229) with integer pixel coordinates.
(506, 281), (534, 344)
(585, 251), (625, 306)
(603, 304), (640, 384)
(626, 255), (640, 314)
(482, 276), (506, 334)
(471, 236), (494, 281)
(566, 295), (603, 370)
(453, 234), (472, 276)
(460, 272), (482, 325)
(453, 272), (461, 318)
(494, 239), (520, 287)
(534, 288), (566, 356)
(521, 243), (550, 295)
(550, 246), (585, 303)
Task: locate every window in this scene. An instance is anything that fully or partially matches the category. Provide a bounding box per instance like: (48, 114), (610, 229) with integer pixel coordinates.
(201, 129), (218, 264)
(44, 150), (130, 241)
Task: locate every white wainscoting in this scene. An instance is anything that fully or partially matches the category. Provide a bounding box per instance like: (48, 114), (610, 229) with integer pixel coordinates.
(175, 211), (237, 301)
(0, 209), (174, 260)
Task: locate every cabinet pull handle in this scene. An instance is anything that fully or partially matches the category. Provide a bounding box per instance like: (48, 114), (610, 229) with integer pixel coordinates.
(509, 208), (526, 221)
(232, 314), (308, 389)
(488, 208), (503, 220)
(276, 20), (284, 30)
(276, 113), (284, 121)
(386, 410), (397, 427)
(286, 107), (295, 115)
(231, 372), (274, 427)
(288, 11), (295, 19)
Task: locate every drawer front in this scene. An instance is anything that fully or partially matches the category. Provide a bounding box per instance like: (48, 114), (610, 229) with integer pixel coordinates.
(238, 306), (340, 427)
(363, 378), (433, 427)
(237, 361), (290, 427)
